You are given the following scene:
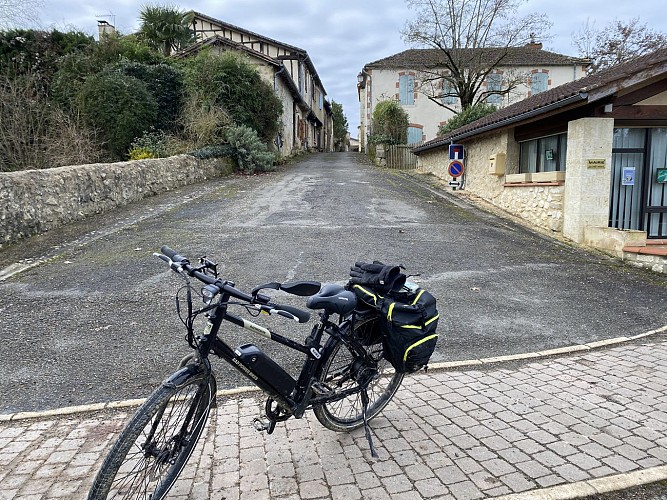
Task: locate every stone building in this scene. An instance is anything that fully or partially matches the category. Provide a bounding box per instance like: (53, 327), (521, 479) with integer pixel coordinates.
(413, 49), (667, 273)
(357, 44), (588, 152)
(176, 12), (333, 158)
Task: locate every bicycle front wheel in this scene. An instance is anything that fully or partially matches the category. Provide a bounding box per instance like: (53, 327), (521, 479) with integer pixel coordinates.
(88, 370), (215, 500)
(313, 315), (403, 431)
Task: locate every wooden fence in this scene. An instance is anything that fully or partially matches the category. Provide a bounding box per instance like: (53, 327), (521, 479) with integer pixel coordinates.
(384, 144), (420, 170)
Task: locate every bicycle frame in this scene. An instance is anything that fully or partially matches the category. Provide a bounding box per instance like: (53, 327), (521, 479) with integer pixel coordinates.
(190, 286), (366, 421)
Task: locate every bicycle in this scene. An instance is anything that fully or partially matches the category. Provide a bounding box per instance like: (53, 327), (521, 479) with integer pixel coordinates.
(88, 246), (404, 499)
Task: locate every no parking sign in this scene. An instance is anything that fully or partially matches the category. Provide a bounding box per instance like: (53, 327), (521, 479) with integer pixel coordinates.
(448, 160), (464, 178)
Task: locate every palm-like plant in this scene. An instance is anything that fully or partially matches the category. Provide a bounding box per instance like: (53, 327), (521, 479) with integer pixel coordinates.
(138, 4), (194, 56)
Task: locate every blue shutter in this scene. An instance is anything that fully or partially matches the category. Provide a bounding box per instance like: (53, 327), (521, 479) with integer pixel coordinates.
(407, 127), (422, 145)
(399, 75), (414, 105)
(486, 74), (502, 104)
(531, 73), (548, 94)
(442, 80), (457, 105)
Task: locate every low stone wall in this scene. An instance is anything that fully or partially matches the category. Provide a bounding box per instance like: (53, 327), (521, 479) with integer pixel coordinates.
(0, 155), (233, 247)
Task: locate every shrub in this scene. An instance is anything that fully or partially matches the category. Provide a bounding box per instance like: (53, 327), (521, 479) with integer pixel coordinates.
(179, 94), (231, 149)
(111, 61), (184, 132)
(76, 68), (158, 159)
(438, 103), (498, 136)
(0, 29), (94, 85)
(223, 124), (276, 174)
(371, 100), (408, 145)
(0, 71), (103, 171)
(181, 52), (282, 143)
(51, 33), (165, 113)
(128, 129), (169, 159)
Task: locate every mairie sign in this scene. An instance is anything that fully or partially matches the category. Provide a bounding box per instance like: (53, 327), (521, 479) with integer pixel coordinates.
(448, 160), (464, 178)
(449, 144), (464, 160)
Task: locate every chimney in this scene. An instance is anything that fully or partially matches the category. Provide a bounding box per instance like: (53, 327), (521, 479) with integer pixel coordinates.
(97, 20), (116, 40)
(525, 32), (543, 50)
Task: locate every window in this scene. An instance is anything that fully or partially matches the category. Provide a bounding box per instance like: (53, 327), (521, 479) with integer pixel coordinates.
(519, 133), (567, 173)
(486, 74), (502, 104)
(407, 126), (423, 145)
(441, 79), (457, 105)
(531, 72), (548, 94)
(399, 74), (415, 105)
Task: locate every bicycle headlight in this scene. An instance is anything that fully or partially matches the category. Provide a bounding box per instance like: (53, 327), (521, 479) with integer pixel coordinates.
(201, 284), (220, 305)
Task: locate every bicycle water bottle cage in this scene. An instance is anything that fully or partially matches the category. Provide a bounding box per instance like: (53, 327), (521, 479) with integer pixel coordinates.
(306, 284), (357, 316)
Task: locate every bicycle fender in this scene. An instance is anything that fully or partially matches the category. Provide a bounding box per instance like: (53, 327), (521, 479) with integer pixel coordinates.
(162, 364), (209, 390)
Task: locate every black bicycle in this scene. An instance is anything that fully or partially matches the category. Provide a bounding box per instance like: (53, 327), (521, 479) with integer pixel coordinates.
(88, 246), (404, 499)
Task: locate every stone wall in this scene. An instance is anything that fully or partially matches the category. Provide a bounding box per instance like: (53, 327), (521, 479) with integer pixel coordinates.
(417, 131), (564, 233)
(0, 155), (233, 247)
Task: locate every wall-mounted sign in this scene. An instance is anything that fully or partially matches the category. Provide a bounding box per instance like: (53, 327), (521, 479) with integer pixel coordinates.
(587, 159), (606, 169)
(657, 168), (667, 184)
(622, 167), (636, 186)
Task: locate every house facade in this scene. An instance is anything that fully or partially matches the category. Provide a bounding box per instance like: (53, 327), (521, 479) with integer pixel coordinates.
(413, 49), (667, 273)
(357, 44), (588, 152)
(178, 12), (333, 157)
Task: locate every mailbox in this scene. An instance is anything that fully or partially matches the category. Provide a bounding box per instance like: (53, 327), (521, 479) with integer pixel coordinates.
(489, 153), (506, 175)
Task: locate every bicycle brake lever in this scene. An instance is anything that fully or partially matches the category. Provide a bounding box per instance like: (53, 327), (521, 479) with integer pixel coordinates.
(153, 253), (184, 273)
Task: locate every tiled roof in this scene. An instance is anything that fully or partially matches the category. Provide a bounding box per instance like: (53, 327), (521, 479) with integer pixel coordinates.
(413, 48), (667, 154)
(366, 47), (587, 70)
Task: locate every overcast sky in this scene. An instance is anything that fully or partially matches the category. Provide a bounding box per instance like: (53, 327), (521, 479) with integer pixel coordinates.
(27, 0), (667, 136)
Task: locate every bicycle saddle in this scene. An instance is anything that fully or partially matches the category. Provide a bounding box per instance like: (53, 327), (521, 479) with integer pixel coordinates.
(305, 284), (357, 316)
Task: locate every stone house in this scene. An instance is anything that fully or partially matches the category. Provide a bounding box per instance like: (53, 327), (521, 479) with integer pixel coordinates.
(357, 44), (588, 152)
(413, 48), (667, 273)
(176, 12), (333, 158)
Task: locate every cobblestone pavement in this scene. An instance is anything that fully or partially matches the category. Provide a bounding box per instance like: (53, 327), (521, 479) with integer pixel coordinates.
(2, 336), (667, 500)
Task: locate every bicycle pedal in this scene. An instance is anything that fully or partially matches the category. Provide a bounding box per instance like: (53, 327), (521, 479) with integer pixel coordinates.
(252, 417), (276, 434)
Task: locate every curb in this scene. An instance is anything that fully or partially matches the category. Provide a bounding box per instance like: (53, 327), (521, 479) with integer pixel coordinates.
(2, 324), (665, 423)
(497, 465), (667, 499)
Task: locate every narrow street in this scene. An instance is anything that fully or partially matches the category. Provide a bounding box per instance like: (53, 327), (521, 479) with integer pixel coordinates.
(1, 153), (666, 414)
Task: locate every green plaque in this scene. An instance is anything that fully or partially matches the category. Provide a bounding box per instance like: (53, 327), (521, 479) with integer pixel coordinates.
(658, 168), (667, 184)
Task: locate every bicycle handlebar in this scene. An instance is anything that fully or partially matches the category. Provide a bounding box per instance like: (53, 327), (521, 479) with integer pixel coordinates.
(157, 245), (311, 323)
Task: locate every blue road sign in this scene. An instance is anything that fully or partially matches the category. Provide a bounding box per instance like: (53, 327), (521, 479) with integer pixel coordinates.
(448, 160), (464, 178)
(449, 144), (464, 160)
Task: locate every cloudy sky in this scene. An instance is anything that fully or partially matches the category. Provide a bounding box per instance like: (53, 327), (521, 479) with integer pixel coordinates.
(27, 0), (667, 136)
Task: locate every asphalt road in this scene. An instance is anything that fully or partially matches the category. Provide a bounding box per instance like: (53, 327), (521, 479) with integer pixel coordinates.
(1, 152), (666, 414)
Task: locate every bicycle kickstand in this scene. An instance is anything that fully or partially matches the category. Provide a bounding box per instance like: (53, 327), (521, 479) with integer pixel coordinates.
(361, 389), (379, 459)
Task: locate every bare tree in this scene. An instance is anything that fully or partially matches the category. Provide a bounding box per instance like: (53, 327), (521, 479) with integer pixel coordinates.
(402, 0), (551, 111)
(572, 17), (667, 73)
(0, 0), (44, 29)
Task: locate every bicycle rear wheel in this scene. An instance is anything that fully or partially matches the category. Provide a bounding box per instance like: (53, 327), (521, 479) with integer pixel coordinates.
(313, 315), (403, 431)
(88, 370), (215, 500)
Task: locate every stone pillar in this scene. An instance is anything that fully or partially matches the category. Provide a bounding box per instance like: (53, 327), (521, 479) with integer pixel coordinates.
(563, 117), (614, 243)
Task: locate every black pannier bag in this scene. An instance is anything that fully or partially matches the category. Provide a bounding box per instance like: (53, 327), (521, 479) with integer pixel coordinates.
(349, 274), (440, 373)
(380, 284), (439, 373)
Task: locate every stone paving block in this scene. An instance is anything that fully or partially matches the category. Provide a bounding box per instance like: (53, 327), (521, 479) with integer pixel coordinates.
(380, 473), (413, 494)
(434, 464), (468, 485)
(447, 479), (485, 499)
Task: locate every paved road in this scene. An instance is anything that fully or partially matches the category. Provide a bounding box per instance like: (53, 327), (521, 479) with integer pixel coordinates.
(0, 153), (666, 414)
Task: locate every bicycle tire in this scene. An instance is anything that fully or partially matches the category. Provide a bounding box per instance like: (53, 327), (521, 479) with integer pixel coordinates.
(88, 370), (215, 500)
(313, 315), (403, 431)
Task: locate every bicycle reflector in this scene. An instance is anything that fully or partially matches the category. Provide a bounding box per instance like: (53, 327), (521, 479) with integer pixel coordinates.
(201, 284), (220, 305)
